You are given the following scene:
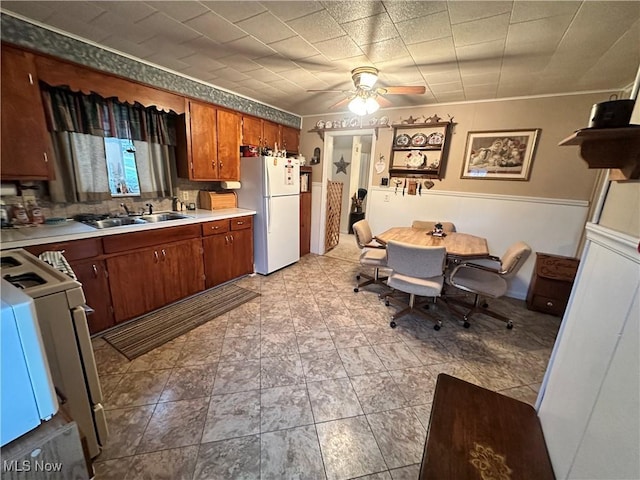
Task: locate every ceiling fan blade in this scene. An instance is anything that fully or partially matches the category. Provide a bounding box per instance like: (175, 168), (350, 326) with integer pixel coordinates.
(376, 96), (393, 108)
(380, 86), (426, 95)
(328, 96), (352, 109)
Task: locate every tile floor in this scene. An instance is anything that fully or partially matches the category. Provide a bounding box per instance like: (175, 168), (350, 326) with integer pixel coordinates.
(91, 235), (561, 480)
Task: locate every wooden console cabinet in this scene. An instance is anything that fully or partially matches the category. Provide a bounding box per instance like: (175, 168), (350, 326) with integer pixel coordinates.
(526, 252), (579, 316)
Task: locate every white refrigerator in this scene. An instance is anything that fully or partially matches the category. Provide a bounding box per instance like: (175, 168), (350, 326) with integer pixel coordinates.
(237, 156), (300, 274)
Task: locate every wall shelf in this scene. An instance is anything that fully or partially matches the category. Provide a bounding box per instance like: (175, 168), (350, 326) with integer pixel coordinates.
(308, 126), (386, 141)
(388, 122), (454, 179)
(559, 126), (640, 180)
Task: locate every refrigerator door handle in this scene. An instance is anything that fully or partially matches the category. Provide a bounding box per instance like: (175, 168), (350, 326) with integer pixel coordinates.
(267, 196), (272, 234)
(265, 160), (271, 198)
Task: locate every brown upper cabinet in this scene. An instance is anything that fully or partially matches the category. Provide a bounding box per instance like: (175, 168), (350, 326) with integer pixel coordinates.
(1, 45), (54, 180)
(281, 125), (300, 154)
(178, 100), (240, 181)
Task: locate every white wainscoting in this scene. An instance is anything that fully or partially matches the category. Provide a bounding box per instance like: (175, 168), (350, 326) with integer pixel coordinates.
(365, 187), (589, 299)
(537, 223), (640, 479)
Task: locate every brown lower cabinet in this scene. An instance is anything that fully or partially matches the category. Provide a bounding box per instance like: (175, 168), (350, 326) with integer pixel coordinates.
(106, 238), (204, 323)
(202, 216), (254, 288)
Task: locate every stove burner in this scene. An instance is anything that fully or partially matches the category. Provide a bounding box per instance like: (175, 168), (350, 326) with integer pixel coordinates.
(0, 256), (21, 268)
(3, 272), (47, 289)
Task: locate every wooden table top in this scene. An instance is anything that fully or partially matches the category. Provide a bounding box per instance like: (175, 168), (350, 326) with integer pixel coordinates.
(419, 374), (555, 480)
(377, 227), (489, 259)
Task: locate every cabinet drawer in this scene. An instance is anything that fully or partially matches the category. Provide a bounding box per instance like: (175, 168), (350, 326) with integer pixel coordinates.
(25, 238), (103, 261)
(528, 294), (568, 316)
(202, 219), (229, 236)
(103, 224), (200, 253)
(231, 216), (252, 230)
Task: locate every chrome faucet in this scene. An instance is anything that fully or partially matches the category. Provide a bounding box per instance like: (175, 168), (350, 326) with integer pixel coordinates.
(145, 203), (153, 215)
(120, 203), (131, 216)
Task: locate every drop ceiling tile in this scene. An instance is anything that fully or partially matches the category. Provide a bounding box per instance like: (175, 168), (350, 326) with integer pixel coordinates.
(177, 65), (220, 81)
(268, 36), (320, 60)
(500, 53), (552, 74)
(397, 11), (452, 45)
(144, 1), (208, 22)
(178, 52), (227, 72)
(237, 78), (271, 90)
(458, 58), (503, 78)
(455, 39), (505, 63)
(286, 10), (346, 44)
(510, 1), (581, 24)
(1, 1), (58, 22)
(447, 1), (512, 25)
(460, 71), (500, 85)
(47, 1), (105, 22)
(138, 36), (197, 61)
(280, 68), (326, 88)
(364, 37), (410, 63)
(88, 13), (155, 44)
(94, 1), (156, 21)
(271, 78), (307, 94)
(43, 14), (111, 43)
(422, 70), (462, 85)
(185, 11), (246, 43)
(314, 36), (364, 61)
(406, 36), (456, 66)
(181, 36), (229, 59)
(383, 1), (447, 23)
(253, 54), (302, 73)
(143, 53), (190, 72)
(236, 12), (296, 45)
(134, 12), (201, 44)
(216, 55), (263, 74)
(214, 67), (251, 82)
(223, 35), (276, 60)
(201, 1), (267, 23)
(323, 0), (385, 24)
(341, 12), (398, 46)
(264, 1), (324, 22)
(452, 13), (510, 47)
(505, 14), (573, 54)
(247, 68), (286, 83)
(298, 55), (337, 74)
(463, 83), (498, 96)
(497, 83), (536, 98)
(432, 91), (466, 103)
(379, 66), (425, 85)
(100, 35), (156, 60)
(429, 81), (464, 93)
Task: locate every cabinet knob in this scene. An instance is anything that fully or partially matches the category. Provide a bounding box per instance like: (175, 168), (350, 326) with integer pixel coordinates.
(92, 264), (98, 278)
(546, 301), (554, 307)
(212, 226), (219, 230)
(237, 221), (243, 225)
(154, 251), (159, 263)
(161, 249), (167, 261)
(219, 161), (223, 169)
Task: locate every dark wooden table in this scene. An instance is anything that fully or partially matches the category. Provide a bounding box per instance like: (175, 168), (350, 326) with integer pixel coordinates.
(419, 374), (555, 480)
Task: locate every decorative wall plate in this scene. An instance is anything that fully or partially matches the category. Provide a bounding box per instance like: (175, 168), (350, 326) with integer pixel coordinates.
(316, 120), (325, 129)
(379, 116), (389, 126)
(411, 133), (428, 146)
(394, 133), (411, 147)
(349, 117), (359, 127)
(427, 132), (444, 145)
(406, 151), (425, 168)
(325, 121), (332, 128)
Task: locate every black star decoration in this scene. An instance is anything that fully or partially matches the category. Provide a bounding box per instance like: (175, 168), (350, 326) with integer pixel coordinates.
(334, 156), (350, 174)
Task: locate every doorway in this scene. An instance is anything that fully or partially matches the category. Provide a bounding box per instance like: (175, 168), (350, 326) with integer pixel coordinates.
(327, 134), (373, 234)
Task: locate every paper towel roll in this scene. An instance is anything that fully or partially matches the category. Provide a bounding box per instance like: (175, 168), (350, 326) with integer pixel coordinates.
(221, 181), (241, 189)
(0, 183), (18, 196)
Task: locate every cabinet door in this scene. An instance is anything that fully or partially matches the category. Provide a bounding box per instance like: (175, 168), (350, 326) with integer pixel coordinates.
(72, 260), (114, 334)
(1, 46), (53, 180)
(160, 239), (204, 304)
(189, 101), (218, 180)
(203, 234), (232, 288)
(217, 109), (240, 181)
(107, 248), (162, 322)
(230, 228), (253, 279)
(281, 126), (300, 154)
(262, 121), (280, 149)
(300, 192), (311, 256)
(242, 115), (262, 146)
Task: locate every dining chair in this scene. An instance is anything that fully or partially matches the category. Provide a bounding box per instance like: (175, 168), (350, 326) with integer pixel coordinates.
(444, 241), (532, 329)
(352, 219), (388, 293)
(384, 240), (447, 330)
(411, 220), (457, 232)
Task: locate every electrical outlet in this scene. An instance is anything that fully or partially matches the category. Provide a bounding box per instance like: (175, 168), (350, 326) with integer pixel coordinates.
(383, 194), (390, 202)
(181, 191), (189, 201)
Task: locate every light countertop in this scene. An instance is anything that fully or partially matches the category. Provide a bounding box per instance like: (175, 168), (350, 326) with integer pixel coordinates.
(0, 208), (256, 250)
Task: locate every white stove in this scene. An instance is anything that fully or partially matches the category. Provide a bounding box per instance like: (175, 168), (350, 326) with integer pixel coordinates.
(0, 249), (108, 458)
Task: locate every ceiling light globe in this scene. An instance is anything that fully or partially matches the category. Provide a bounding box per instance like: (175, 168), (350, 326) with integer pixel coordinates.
(365, 97), (380, 114)
(348, 97), (368, 116)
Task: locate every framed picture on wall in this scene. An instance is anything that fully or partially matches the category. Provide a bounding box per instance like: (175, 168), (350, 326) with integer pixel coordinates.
(461, 129), (541, 180)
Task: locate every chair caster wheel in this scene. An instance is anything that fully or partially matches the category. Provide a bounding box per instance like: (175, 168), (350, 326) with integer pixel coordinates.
(463, 321), (470, 329)
(354, 287), (359, 293)
(356, 275), (361, 280)
(390, 321), (397, 328)
(507, 322), (514, 329)
(481, 302), (489, 309)
(434, 324), (441, 331)
(385, 300), (390, 306)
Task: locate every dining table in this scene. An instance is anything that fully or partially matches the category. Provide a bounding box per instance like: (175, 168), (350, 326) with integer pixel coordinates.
(376, 227), (490, 260)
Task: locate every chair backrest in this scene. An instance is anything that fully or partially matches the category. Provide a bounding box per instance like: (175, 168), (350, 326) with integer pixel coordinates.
(500, 241), (532, 279)
(387, 240), (446, 279)
(411, 220), (456, 233)
(353, 219), (373, 249)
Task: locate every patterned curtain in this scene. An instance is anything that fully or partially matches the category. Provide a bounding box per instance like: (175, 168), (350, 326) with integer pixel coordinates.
(40, 84), (177, 145)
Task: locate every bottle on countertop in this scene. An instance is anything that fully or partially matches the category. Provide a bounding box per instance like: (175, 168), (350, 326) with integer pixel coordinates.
(11, 203), (29, 225)
(0, 200), (10, 227)
(27, 200), (44, 224)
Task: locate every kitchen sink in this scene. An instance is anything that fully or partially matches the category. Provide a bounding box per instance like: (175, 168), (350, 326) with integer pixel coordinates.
(84, 212), (192, 229)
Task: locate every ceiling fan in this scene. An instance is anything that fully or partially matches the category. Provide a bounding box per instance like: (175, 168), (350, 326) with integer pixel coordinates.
(307, 66), (426, 115)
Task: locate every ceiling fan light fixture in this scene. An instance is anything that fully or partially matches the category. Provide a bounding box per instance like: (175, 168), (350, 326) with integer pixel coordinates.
(351, 66), (378, 90)
(348, 94), (379, 116)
